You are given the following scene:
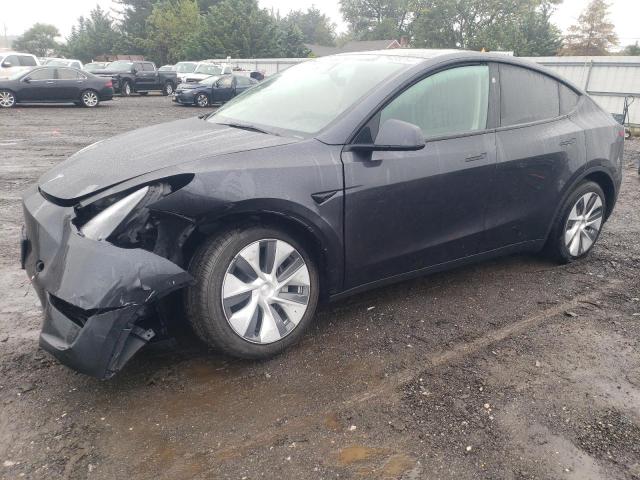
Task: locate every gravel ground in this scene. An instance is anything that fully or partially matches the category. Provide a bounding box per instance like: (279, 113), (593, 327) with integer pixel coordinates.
(1, 95), (639, 480)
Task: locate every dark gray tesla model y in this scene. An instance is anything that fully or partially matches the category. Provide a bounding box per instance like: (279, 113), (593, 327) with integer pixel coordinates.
(21, 50), (624, 378)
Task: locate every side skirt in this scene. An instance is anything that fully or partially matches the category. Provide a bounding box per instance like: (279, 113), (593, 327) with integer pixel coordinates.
(329, 239), (545, 302)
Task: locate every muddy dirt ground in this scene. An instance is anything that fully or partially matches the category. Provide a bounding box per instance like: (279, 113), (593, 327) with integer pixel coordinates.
(1, 96), (640, 480)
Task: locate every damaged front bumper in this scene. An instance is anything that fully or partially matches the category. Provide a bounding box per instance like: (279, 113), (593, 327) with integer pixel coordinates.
(21, 187), (193, 379)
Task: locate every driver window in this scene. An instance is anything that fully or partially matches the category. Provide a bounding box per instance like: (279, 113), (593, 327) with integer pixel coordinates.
(380, 65), (489, 138)
(27, 68), (56, 81)
(218, 76), (233, 88)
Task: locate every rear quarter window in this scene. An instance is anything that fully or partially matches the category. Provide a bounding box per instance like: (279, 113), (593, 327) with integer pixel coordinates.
(500, 64), (560, 126)
(559, 84), (580, 114)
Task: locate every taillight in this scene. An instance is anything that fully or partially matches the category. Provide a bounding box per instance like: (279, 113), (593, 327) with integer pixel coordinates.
(105, 80), (113, 88)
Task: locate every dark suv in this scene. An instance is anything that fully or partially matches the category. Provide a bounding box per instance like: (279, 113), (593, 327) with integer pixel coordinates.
(21, 50), (624, 378)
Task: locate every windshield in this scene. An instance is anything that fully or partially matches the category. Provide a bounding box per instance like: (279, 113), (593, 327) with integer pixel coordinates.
(176, 62), (197, 73)
(199, 75), (221, 86)
(105, 61), (133, 72)
(208, 55), (418, 136)
(195, 64), (222, 75)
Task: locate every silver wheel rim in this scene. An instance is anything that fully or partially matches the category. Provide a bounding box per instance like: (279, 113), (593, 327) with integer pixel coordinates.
(166, 84), (173, 94)
(82, 91), (98, 107)
(564, 192), (603, 257)
(221, 239), (311, 344)
(0, 91), (15, 107)
(124, 83), (131, 95)
(197, 94), (208, 107)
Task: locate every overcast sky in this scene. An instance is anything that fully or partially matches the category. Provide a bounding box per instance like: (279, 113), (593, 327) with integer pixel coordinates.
(2, 0), (639, 47)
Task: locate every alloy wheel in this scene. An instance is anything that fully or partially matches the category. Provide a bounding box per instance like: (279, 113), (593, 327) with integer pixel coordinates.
(196, 94), (209, 107)
(82, 91), (99, 107)
(221, 239), (311, 344)
(564, 191), (604, 257)
(165, 83), (174, 95)
(0, 91), (15, 108)
(123, 82), (131, 96)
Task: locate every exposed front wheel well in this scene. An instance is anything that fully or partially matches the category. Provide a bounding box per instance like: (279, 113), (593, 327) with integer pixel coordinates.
(183, 212), (330, 300)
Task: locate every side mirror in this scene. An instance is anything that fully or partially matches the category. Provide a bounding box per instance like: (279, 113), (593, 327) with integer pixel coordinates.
(23, 77), (31, 83)
(350, 119), (425, 152)
(2, 61), (12, 67)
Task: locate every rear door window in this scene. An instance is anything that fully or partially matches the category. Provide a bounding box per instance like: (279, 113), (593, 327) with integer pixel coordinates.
(380, 65), (490, 138)
(142, 63), (155, 71)
(57, 68), (81, 80)
(19, 55), (37, 66)
(236, 76), (252, 87)
(500, 64), (560, 126)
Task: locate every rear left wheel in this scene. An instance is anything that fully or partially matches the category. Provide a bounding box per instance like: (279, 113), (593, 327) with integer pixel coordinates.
(185, 226), (319, 359)
(162, 82), (174, 96)
(0, 90), (16, 108)
(545, 181), (606, 263)
(80, 90), (99, 107)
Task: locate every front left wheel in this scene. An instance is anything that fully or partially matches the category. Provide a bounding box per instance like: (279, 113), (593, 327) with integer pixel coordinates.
(195, 93), (209, 107)
(185, 226), (319, 359)
(0, 90), (16, 108)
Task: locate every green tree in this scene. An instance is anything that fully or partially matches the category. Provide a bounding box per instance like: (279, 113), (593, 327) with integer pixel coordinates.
(283, 7), (336, 46)
(411, 0), (561, 54)
(114, 0), (158, 55)
(13, 23), (60, 57)
(277, 23), (311, 57)
(145, 0), (203, 64)
(562, 0), (618, 55)
(623, 42), (640, 56)
(194, 0), (303, 58)
(339, 0), (411, 40)
(65, 6), (120, 62)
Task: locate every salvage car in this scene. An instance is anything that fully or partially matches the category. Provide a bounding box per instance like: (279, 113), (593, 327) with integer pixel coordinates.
(21, 50), (624, 379)
(93, 60), (177, 96)
(183, 62), (231, 83)
(172, 74), (258, 107)
(0, 66), (113, 108)
(44, 58), (84, 70)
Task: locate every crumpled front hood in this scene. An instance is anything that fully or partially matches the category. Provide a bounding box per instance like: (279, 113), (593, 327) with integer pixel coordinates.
(38, 117), (298, 201)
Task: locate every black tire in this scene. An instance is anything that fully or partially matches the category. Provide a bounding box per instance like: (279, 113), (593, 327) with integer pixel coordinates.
(195, 93), (209, 107)
(138, 91), (149, 96)
(0, 89), (16, 108)
(545, 180), (606, 264)
(121, 80), (132, 97)
(162, 82), (174, 96)
(80, 89), (100, 107)
(185, 225), (320, 359)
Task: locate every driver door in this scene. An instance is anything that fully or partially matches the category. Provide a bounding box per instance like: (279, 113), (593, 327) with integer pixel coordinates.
(19, 67), (58, 101)
(213, 75), (235, 103)
(342, 64), (499, 288)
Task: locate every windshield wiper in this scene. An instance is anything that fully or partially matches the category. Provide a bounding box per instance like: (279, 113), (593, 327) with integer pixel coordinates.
(217, 122), (279, 136)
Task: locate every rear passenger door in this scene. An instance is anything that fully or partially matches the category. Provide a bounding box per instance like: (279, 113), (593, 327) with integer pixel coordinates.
(234, 76), (253, 95)
(56, 68), (84, 99)
(483, 63), (585, 250)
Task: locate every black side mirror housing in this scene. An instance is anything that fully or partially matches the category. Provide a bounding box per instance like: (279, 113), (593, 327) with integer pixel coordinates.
(23, 77), (31, 83)
(349, 119), (426, 152)
(1, 61), (11, 68)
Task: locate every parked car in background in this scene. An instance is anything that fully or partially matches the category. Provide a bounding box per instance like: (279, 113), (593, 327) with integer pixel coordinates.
(84, 62), (109, 73)
(183, 63), (231, 83)
(20, 50), (624, 378)
(92, 60), (177, 96)
(0, 66), (113, 108)
(0, 52), (39, 78)
(159, 64), (176, 72)
(172, 74), (258, 107)
(44, 58), (83, 70)
(174, 61), (198, 83)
